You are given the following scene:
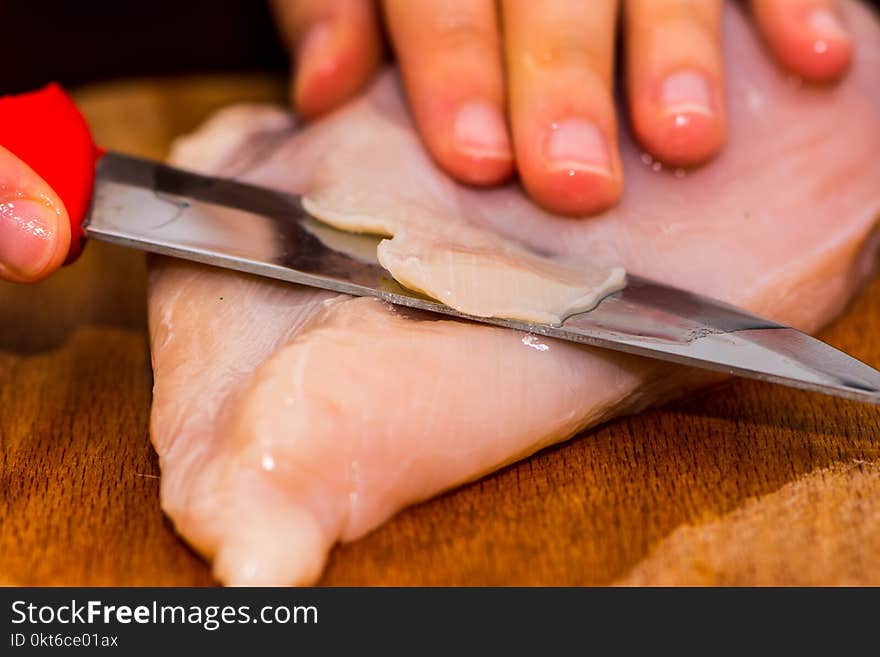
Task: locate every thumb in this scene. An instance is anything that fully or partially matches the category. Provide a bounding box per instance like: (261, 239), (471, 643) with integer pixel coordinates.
(0, 145), (70, 283)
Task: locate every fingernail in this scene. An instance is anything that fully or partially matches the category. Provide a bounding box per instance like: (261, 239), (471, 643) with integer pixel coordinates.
(661, 71), (714, 120)
(453, 101), (512, 160)
(296, 22), (334, 76)
(808, 8), (850, 53)
(0, 197), (57, 277)
(545, 119), (612, 177)
(809, 8), (849, 40)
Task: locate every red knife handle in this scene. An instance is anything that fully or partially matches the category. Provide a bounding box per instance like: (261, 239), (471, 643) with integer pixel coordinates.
(0, 84), (102, 263)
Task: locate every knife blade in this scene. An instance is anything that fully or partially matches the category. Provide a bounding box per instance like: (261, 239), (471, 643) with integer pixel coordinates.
(85, 151), (880, 405)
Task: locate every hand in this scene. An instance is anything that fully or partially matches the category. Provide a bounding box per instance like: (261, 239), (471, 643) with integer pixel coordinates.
(270, 0), (852, 216)
(0, 146), (70, 283)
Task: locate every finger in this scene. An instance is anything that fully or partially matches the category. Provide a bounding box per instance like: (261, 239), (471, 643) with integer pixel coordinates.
(503, 0), (622, 216)
(271, 0), (383, 119)
(0, 147), (70, 283)
(750, 0), (852, 82)
(383, 0), (513, 186)
(624, 0), (725, 167)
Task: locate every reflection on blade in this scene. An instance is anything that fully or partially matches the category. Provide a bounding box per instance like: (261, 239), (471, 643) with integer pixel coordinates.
(85, 152), (880, 404)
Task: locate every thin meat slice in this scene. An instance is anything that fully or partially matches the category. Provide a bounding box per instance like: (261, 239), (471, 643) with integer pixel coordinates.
(149, 0), (880, 585)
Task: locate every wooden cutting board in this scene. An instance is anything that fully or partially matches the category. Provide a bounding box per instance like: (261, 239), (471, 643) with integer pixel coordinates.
(1, 76), (878, 586)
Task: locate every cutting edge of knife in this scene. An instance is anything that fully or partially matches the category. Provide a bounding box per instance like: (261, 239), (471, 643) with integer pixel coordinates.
(85, 152), (880, 406)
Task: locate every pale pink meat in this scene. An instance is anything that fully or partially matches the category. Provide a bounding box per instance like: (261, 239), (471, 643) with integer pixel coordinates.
(149, 1), (880, 585)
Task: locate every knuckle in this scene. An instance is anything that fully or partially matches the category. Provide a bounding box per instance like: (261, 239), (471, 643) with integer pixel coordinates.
(531, 32), (608, 74)
(630, 0), (721, 36)
(682, 2), (722, 37)
(429, 18), (496, 51)
(665, 0), (721, 35)
(661, 17), (720, 59)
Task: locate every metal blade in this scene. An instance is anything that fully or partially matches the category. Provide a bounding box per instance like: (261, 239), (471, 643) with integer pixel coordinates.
(85, 152), (880, 404)
(557, 282), (880, 404)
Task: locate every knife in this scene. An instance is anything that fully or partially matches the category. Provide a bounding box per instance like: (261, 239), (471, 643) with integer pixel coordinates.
(3, 85), (879, 404)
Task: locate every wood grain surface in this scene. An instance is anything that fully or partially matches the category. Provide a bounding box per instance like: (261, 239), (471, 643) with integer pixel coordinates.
(1, 76), (878, 586)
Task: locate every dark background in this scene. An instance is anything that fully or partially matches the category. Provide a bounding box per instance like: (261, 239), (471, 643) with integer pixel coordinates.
(0, 0), (289, 93)
(2, 1), (879, 94)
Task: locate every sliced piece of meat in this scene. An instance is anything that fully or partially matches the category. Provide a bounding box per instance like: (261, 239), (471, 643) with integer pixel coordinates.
(149, 0), (880, 585)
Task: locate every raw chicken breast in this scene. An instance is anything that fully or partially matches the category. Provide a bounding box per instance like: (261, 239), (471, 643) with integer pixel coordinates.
(149, 1), (880, 585)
